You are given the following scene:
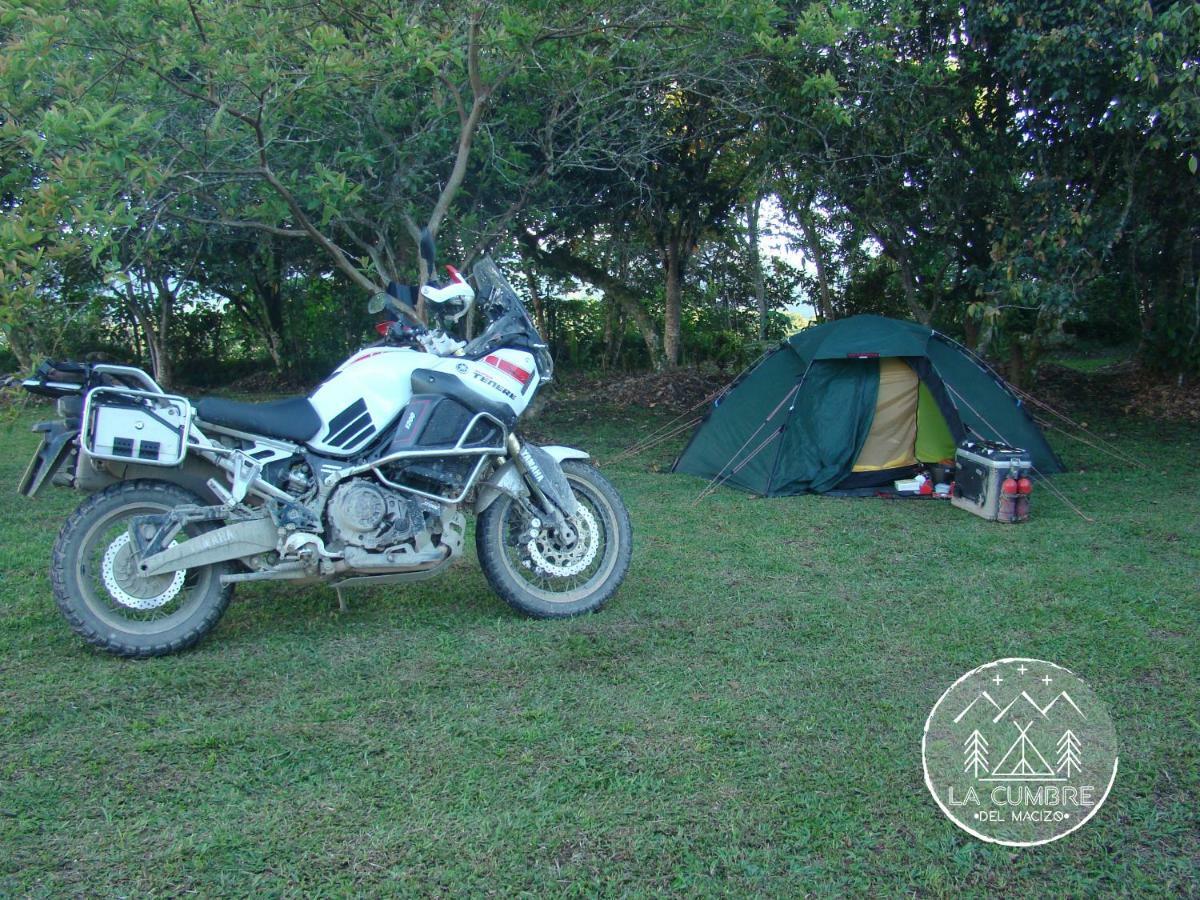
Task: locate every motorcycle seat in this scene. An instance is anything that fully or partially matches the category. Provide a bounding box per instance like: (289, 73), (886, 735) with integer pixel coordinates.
(195, 396), (322, 443)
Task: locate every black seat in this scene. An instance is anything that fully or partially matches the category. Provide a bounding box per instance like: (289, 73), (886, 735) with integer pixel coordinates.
(195, 396), (322, 443)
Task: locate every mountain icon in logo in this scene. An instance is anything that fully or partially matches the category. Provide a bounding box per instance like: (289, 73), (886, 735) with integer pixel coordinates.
(952, 690), (1002, 724)
(990, 690), (1086, 724)
(952, 690), (1086, 725)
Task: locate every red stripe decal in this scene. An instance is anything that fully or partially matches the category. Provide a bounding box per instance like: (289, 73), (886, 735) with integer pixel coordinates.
(484, 355), (532, 385)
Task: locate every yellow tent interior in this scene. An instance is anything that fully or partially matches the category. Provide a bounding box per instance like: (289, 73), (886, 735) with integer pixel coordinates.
(851, 358), (957, 473)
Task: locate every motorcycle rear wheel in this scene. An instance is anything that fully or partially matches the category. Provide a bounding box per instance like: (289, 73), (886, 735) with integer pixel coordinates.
(476, 460), (631, 618)
(51, 480), (234, 658)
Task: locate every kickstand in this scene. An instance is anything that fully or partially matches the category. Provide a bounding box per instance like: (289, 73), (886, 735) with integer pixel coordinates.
(334, 586), (348, 613)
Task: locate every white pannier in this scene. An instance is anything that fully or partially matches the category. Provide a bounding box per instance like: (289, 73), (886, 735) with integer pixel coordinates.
(81, 387), (191, 467)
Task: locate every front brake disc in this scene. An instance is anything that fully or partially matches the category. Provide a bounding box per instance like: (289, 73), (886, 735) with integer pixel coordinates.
(526, 505), (599, 577)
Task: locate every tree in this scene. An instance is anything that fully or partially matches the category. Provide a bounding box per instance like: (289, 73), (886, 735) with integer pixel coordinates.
(966, 0), (1200, 376)
(770, 0), (1009, 331)
(189, 230), (313, 373)
(520, 3), (782, 367)
(770, 0), (1200, 379)
(3, 0), (1196, 381)
(963, 729), (989, 778)
(1056, 730), (1081, 778)
(2, 1), (691, 328)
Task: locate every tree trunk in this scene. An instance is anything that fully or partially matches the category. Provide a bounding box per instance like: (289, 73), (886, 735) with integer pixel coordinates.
(896, 256), (932, 325)
(261, 263), (287, 371)
(602, 297), (617, 370)
(608, 306), (626, 370)
(962, 314), (980, 350)
(607, 289), (664, 369)
(214, 283), (285, 372)
(154, 277), (177, 390)
(127, 306), (144, 364)
(123, 277), (174, 389)
(1008, 339), (1026, 390)
(4, 319), (35, 373)
(130, 303), (164, 387)
(663, 242), (683, 367)
(797, 209), (833, 322)
(523, 266), (548, 339)
(748, 197), (768, 339)
(263, 329), (284, 372)
(864, 222), (933, 325)
(519, 232), (666, 370)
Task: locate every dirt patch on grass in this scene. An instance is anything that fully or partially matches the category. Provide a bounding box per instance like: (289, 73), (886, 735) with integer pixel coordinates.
(1034, 363), (1200, 423)
(549, 367), (736, 415)
(551, 359), (1199, 424)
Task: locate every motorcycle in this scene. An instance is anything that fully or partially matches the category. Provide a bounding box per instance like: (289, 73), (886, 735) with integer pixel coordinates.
(17, 238), (632, 657)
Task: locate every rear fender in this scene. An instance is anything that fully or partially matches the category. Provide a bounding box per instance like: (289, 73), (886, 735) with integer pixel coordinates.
(18, 421), (79, 497)
(475, 445), (589, 515)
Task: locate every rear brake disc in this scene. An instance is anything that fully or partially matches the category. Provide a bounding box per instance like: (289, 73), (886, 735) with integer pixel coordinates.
(101, 532), (186, 610)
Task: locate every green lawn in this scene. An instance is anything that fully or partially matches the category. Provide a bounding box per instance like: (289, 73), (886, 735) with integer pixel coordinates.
(1051, 355), (1131, 374)
(1046, 345), (1135, 373)
(0, 394), (1197, 895)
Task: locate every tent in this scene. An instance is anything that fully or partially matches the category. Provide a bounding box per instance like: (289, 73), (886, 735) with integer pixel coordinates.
(672, 315), (1063, 496)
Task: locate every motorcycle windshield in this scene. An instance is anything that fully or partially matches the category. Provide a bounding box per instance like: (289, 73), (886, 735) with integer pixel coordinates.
(469, 258), (553, 380)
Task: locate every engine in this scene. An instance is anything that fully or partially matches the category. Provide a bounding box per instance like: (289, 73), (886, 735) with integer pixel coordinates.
(325, 478), (428, 550)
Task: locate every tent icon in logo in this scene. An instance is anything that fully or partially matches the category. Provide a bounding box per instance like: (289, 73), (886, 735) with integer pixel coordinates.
(982, 721), (1063, 781)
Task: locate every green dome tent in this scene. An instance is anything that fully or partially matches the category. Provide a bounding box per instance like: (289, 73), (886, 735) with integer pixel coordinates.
(672, 315), (1063, 496)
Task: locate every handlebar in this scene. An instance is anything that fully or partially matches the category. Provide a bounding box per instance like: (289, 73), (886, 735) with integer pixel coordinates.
(375, 320), (465, 357)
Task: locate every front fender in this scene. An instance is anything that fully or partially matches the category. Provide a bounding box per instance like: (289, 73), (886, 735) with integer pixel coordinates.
(475, 444), (590, 515)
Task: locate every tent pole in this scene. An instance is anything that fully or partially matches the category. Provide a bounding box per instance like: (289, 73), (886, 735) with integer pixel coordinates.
(670, 345), (780, 473)
(762, 360), (813, 497)
(931, 331), (1067, 470)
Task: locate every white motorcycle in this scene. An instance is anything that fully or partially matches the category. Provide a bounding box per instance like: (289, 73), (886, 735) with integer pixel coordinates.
(19, 244), (632, 657)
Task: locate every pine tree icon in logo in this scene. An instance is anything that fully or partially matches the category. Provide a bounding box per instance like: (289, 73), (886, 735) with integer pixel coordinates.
(1057, 730), (1082, 777)
(963, 730), (989, 777)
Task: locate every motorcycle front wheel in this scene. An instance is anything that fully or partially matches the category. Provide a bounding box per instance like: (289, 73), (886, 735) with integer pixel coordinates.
(50, 480), (234, 657)
(475, 460), (632, 618)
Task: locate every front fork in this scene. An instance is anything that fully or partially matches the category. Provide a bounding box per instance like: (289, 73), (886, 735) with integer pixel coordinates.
(503, 435), (577, 545)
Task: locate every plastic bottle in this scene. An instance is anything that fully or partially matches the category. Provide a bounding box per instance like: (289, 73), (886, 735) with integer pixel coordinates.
(999, 475), (1019, 522)
(1015, 475), (1033, 522)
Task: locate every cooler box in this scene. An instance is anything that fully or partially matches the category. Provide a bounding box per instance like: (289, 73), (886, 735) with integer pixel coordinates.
(951, 439), (1032, 522)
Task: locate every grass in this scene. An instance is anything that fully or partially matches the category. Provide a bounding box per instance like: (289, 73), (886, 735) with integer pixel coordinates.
(1051, 355), (1131, 374)
(0, 392), (1197, 896)
(1046, 344), (1136, 374)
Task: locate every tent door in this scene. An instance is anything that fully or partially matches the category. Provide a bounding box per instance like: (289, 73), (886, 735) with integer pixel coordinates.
(852, 358), (918, 472)
(851, 358), (958, 474)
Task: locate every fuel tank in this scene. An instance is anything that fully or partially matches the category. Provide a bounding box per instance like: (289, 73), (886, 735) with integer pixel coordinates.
(306, 346), (541, 456)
